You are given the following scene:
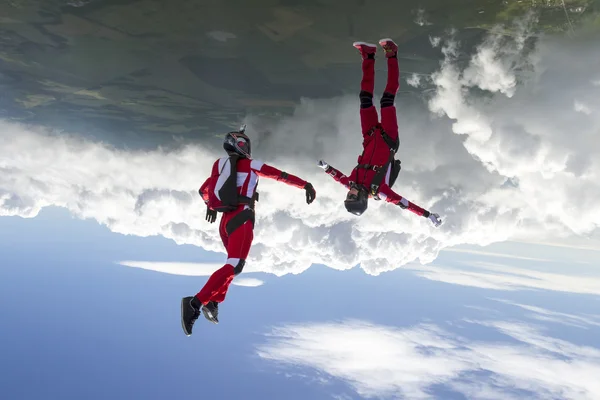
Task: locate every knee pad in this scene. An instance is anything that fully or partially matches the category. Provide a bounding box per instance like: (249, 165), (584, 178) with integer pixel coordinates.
(380, 92), (395, 108)
(359, 90), (373, 109)
(233, 259), (246, 275)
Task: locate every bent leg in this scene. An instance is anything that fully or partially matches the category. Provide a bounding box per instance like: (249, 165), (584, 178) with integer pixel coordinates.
(198, 219), (254, 304)
(219, 215), (228, 248)
(195, 264), (235, 304)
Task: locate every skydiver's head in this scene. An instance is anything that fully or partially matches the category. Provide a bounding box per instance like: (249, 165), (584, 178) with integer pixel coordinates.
(223, 124), (251, 159)
(344, 184), (368, 216)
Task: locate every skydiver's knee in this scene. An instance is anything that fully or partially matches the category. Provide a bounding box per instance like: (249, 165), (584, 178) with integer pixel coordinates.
(233, 259), (246, 275)
(380, 92), (395, 108)
(360, 90), (373, 109)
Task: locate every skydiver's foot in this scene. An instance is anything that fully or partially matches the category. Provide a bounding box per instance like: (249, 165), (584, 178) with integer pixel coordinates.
(353, 41), (377, 60)
(379, 38), (398, 58)
(202, 301), (219, 324)
(181, 296), (202, 336)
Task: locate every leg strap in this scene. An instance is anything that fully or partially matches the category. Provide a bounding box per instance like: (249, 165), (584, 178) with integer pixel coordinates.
(225, 209), (255, 236)
(359, 90), (373, 109)
(233, 259), (246, 275)
(380, 91), (395, 108)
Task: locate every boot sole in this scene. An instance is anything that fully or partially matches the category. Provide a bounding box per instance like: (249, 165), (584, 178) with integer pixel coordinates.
(181, 297), (192, 336)
(378, 38), (398, 57)
(202, 306), (219, 324)
(353, 41), (377, 48)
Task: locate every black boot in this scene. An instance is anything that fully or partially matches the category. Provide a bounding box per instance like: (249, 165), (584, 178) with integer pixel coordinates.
(202, 301), (219, 324)
(181, 296), (202, 336)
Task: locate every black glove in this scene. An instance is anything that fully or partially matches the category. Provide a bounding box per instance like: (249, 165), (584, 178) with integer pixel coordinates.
(304, 182), (316, 204)
(206, 207), (217, 223)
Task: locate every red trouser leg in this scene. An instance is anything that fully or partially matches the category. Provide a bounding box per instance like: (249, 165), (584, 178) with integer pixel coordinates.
(360, 107), (379, 138)
(380, 107), (398, 141)
(360, 58), (379, 138)
(384, 56), (399, 95)
(381, 56), (399, 141)
(195, 215), (254, 304)
(360, 58), (375, 94)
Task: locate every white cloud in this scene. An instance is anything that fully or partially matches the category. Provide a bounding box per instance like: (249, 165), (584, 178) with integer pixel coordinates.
(429, 35), (441, 48)
(414, 8), (431, 27)
(231, 277), (264, 287)
(491, 299), (600, 328)
(407, 261), (600, 295)
(406, 73), (422, 88)
(574, 100), (592, 115)
(119, 261), (225, 276)
(2, 17), (600, 276)
(256, 319), (600, 399)
(441, 246), (554, 262)
(118, 260), (265, 286)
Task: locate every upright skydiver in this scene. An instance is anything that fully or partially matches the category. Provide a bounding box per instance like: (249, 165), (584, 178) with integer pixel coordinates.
(181, 125), (317, 336)
(317, 39), (442, 226)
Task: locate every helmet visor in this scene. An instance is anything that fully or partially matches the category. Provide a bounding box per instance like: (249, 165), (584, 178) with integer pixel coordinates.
(229, 132), (251, 158)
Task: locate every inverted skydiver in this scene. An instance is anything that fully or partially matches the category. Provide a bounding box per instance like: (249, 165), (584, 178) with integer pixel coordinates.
(181, 126), (317, 336)
(317, 39), (442, 227)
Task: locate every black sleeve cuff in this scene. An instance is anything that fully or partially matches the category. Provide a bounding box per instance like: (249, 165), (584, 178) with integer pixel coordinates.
(422, 210), (430, 218)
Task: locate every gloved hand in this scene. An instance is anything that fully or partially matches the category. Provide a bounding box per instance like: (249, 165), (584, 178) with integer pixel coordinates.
(317, 160), (329, 171)
(206, 207), (217, 223)
(304, 182), (316, 204)
(428, 212), (442, 227)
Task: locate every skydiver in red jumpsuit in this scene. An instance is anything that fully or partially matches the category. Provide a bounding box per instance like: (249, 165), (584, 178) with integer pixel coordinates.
(181, 128), (316, 336)
(318, 39), (442, 226)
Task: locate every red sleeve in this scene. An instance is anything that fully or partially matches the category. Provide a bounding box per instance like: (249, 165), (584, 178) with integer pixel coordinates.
(251, 160), (307, 189)
(323, 165), (351, 189)
(377, 184), (428, 216)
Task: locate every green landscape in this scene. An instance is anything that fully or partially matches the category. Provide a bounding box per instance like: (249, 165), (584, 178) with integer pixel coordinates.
(1, 0), (598, 147)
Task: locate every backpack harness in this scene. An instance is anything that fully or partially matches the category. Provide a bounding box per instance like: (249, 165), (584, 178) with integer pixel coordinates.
(353, 123), (401, 198)
(205, 154), (259, 235)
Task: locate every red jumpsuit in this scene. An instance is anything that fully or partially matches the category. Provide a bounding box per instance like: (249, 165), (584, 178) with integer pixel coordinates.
(324, 53), (428, 217)
(197, 158), (307, 305)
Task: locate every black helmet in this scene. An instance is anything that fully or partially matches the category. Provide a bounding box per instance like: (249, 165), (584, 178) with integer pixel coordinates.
(344, 184), (368, 216)
(223, 124), (251, 159)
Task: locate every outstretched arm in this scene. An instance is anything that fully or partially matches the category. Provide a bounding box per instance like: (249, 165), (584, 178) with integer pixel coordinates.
(378, 184), (442, 226)
(252, 160), (306, 188)
(317, 160), (351, 189)
(251, 160), (316, 204)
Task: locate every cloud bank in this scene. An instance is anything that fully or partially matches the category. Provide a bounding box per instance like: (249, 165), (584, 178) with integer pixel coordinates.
(408, 260), (600, 295)
(118, 261), (265, 286)
(256, 317), (600, 399)
(1, 18), (600, 275)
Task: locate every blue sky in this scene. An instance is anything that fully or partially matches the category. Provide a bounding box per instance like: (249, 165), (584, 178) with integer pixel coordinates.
(2, 207), (599, 400)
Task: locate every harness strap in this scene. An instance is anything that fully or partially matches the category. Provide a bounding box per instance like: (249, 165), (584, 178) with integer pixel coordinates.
(365, 124), (399, 154)
(237, 192), (259, 207)
(369, 151), (395, 198)
(225, 209), (255, 236)
(354, 124), (401, 196)
(355, 163), (381, 171)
